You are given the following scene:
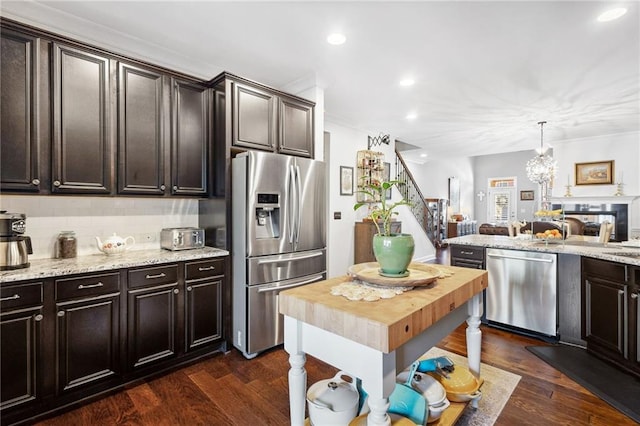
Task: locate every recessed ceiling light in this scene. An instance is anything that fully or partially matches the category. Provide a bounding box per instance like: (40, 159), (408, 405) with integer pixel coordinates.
(420, 153), (428, 158)
(399, 78), (415, 87)
(406, 112), (417, 120)
(327, 33), (346, 45)
(597, 7), (627, 22)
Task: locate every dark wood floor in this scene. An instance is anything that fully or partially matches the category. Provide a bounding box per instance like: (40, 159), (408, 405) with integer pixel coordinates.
(32, 248), (638, 426)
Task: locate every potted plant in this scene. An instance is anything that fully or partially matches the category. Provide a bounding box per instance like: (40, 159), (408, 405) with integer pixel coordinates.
(354, 179), (415, 276)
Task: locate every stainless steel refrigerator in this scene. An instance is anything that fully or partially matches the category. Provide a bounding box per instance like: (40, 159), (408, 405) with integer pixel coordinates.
(232, 151), (326, 359)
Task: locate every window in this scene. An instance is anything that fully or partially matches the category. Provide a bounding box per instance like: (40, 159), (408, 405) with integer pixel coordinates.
(487, 177), (517, 224)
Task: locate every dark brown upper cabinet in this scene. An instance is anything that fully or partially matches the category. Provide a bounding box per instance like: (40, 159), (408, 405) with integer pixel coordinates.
(230, 79), (314, 158)
(171, 78), (208, 196)
(0, 29), (41, 192)
(51, 43), (113, 194)
(278, 95), (314, 157)
(233, 82), (277, 151)
(117, 63), (166, 195)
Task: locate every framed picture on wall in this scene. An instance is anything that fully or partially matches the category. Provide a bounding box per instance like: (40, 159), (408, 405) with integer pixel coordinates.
(340, 166), (353, 195)
(520, 190), (534, 201)
(575, 160), (614, 185)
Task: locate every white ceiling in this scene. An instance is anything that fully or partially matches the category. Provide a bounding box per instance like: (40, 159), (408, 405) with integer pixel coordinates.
(2, 1), (639, 161)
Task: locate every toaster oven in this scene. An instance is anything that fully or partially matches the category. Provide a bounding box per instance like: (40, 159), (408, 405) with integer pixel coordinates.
(161, 227), (205, 251)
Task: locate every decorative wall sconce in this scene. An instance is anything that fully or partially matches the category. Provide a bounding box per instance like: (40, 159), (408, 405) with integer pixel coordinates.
(367, 133), (390, 150)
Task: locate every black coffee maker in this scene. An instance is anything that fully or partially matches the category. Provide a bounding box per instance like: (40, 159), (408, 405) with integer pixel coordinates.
(0, 211), (33, 270)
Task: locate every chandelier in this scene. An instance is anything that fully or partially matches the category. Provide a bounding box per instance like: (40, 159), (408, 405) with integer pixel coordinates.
(526, 121), (556, 184)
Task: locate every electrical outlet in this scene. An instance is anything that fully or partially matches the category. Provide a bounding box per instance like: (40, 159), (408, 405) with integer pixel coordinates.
(142, 233), (156, 242)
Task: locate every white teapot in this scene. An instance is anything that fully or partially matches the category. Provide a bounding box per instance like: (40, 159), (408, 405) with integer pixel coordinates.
(96, 233), (135, 255)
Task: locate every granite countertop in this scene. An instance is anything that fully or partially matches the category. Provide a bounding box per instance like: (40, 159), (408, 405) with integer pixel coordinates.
(445, 235), (640, 266)
(0, 247), (229, 283)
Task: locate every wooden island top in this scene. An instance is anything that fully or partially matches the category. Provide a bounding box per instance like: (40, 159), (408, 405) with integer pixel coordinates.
(279, 265), (487, 353)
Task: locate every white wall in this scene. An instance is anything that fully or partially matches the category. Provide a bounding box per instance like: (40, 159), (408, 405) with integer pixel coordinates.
(324, 122), (434, 278)
(405, 156), (475, 220)
(0, 195), (198, 259)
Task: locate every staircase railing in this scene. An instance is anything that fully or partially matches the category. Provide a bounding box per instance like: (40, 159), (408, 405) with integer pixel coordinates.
(393, 148), (442, 247)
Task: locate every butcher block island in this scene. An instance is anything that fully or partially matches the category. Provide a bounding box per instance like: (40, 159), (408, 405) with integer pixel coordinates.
(279, 265), (488, 426)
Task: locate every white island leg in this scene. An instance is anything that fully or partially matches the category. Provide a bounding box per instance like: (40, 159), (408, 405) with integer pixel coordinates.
(466, 292), (483, 409)
(288, 352), (307, 425)
(366, 397), (391, 426)
(284, 316), (307, 426)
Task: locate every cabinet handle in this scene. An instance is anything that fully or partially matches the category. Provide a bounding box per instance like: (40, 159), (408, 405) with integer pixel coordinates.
(460, 251), (474, 255)
(173, 288), (179, 294)
(53, 180), (61, 187)
(172, 185), (178, 191)
(32, 178), (40, 186)
(78, 282), (104, 289)
(187, 286), (192, 292)
(198, 266), (216, 271)
(34, 314), (43, 322)
(160, 184), (166, 191)
(57, 311), (65, 317)
(632, 293), (638, 299)
(145, 273), (166, 279)
(0, 294), (20, 302)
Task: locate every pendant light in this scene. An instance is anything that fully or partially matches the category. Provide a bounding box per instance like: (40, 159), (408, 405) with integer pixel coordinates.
(526, 121), (556, 184)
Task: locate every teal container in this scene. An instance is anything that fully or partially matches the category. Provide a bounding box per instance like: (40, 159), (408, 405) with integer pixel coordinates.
(372, 233), (415, 276)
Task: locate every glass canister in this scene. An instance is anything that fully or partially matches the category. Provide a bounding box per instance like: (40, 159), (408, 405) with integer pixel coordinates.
(58, 231), (77, 258)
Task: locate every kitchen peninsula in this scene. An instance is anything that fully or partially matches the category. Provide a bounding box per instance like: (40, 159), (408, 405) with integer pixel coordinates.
(445, 234), (640, 267)
(445, 234), (640, 380)
(279, 266), (487, 426)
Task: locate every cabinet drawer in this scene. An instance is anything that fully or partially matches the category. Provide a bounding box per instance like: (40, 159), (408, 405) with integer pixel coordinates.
(1, 282), (43, 310)
(185, 258), (225, 281)
(128, 264), (178, 288)
(583, 258), (626, 282)
(55, 273), (120, 301)
(450, 245), (485, 261)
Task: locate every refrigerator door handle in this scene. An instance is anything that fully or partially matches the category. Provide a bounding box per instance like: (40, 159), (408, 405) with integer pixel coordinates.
(257, 251), (324, 265)
(288, 164), (296, 244)
(257, 275), (325, 293)
(295, 164), (302, 244)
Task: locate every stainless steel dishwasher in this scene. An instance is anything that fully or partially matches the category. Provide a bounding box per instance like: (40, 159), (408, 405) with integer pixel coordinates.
(486, 248), (558, 336)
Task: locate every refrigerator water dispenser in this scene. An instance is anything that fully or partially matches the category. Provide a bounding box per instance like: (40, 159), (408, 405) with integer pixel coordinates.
(255, 193), (280, 239)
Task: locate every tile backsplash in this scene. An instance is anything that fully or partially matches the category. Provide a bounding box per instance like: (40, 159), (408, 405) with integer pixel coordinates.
(1, 195), (199, 259)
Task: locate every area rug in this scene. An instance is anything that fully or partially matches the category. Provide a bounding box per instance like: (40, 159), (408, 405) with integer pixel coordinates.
(526, 345), (640, 423)
(424, 347), (521, 426)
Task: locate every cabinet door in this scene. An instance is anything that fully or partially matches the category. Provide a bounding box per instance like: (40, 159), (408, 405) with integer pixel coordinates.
(585, 277), (626, 357)
(51, 43), (112, 194)
(0, 29), (41, 192)
(278, 96), (313, 157)
(118, 63), (165, 195)
(171, 79), (207, 195)
(127, 284), (179, 368)
(56, 294), (120, 392)
(185, 279), (222, 350)
(232, 82), (276, 151)
(0, 307), (42, 410)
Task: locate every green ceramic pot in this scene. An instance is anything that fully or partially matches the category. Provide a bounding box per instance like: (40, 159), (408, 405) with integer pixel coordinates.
(372, 233), (415, 276)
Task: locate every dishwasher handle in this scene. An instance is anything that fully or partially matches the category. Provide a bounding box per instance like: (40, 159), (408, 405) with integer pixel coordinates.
(487, 253), (554, 263)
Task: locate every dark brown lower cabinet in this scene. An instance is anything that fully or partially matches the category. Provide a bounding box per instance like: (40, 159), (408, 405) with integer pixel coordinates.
(127, 264), (180, 370)
(582, 257), (639, 378)
(0, 282), (43, 412)
(55, 293), (120, 392)
(1, 256), (227, 425)
(449, 244), (485, 269)
(584, 276), (626, 357)
(185, 259), (224, 350)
